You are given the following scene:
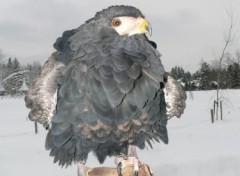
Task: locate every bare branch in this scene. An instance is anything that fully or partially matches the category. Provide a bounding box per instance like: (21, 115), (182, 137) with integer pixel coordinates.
(217, 8), (238, 87)
(215, 8), (239, 120)
(2, 70), (29, 85)
(0, 49), (4, 62)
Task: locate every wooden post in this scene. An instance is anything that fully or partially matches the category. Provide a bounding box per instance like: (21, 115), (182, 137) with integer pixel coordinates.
(214, 100), (219, 120)
(34, 122), (38, 134)
(213, 101), (216, 118)
(211, 109), (214, 123)
(220, 101), (223, 120)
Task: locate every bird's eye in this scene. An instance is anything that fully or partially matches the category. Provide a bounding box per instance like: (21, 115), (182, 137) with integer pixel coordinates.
(111, 19), (121, 27)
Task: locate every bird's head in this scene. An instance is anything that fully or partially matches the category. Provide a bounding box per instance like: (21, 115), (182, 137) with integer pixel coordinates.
(111, 16), (152, 36)
(86, 5), (152, 37)
(55, 5), (157, 63)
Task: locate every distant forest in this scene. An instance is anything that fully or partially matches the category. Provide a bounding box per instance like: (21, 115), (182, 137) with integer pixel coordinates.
(0, 57), (41, 96)
(0, 54), (240, 96)
(170, 57), (240, 90)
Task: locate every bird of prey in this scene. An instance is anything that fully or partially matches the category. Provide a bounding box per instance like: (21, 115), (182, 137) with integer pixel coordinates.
(25, 5), (186, 176)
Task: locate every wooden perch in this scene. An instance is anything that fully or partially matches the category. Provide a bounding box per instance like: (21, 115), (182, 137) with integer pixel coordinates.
(85, 164), (153, 176)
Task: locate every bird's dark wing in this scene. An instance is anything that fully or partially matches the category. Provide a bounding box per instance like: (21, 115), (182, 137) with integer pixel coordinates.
(163, 72), (187, 118)
(25, 52), (65, 126)
(144, 36), (186, 118)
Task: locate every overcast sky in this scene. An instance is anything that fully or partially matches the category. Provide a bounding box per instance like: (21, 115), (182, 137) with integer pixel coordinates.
(0, 0), (239, 72)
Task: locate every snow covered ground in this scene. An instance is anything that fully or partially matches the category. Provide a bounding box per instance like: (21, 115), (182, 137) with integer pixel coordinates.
(1, 90), (240, 176)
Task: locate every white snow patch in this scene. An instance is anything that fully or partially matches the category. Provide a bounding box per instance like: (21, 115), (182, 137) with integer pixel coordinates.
(0, 90), (240, 176)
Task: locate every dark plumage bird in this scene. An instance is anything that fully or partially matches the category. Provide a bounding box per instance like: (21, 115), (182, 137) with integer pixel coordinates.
(25, 5), (186, 176)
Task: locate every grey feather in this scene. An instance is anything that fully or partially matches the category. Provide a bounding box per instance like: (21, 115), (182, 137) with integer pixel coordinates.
(118, 78), (134, 93)
(53, 127), (72, 146)
(99, 65), (113, 79)
(112, 55), (132, 72)
(113, 71), (129, 83)
(127, 63), (141, 79)
(51, 121), (71, 135)
(132, 84), (146, 108)
(101, 78), (124, 107)
(163, 73), (187, 118)
(25, 52), (65, 125)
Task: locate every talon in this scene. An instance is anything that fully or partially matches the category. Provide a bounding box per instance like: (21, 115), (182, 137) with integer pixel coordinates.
(146, 165), (154, 176)
(133, 157), (139, 175)
(43, 122), (50, 130)
(117, 162), (122, 176)
(86, 169), (91, 176)
(134, 171), (138, 176)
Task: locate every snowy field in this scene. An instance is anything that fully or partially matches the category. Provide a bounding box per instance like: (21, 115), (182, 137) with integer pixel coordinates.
(1, 90), (240, 176)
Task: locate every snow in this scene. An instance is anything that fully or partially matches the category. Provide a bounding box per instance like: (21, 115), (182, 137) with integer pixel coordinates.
(0, 81), (5, 92)
(1, 70), (29, 85)
(0, 90), (240, 176)
(19, 78), (29, 91)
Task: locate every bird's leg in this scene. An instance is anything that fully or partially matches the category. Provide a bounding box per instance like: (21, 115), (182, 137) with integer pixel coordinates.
(116, 145), (139, 176)
(127, 145), (138, 158)
(77, 161), (91, 176)
(116, 145), (153, 176)
(128, 145), (139, 176)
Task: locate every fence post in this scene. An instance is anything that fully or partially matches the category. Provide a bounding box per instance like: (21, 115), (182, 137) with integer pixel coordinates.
(211, 109), (214, 123)
(213, 101), (215, 118)
(34, 122), (38, 134)
(220, 101), (223, 120)
(214, 100), (219, 120)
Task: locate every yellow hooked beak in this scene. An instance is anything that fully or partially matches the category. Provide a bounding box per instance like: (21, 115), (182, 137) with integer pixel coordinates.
(138, 17), (152, 36)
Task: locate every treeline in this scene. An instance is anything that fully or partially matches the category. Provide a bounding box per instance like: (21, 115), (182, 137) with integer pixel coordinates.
(0, 57), (41, 96)
(170, 60), (240, 91)
(1, 56), (240, 96)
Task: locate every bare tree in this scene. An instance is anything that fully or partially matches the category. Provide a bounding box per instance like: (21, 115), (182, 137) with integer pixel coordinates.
(236, 49), (240, 64)
(0, 49), (4, 62)
(214, 9), (239, 120)
(0, 49), (5, 80)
